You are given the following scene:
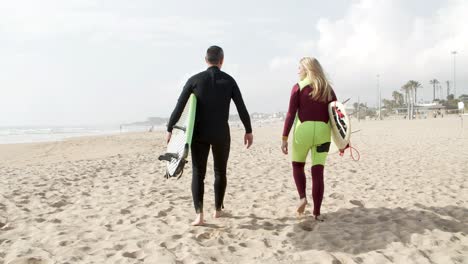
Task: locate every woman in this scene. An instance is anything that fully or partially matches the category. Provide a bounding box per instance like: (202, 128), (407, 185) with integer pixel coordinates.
(281, 57), (337, 221)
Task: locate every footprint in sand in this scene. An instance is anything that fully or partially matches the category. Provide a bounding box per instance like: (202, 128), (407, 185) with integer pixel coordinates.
(157, 211), (167, 217)
(50, 200), (68, 208)
(263, 239), (272, 248)
(113, 244), (125, 251)
(59, 241), (68, 246)
(50, 219), (61, 224)
(137, 240), (150, 248)
(19, 199), (30, 205)
(80, 246), (91, 252)
(329, 193), (345, 200)
(353, 257), (364, 263)
(298, 221), (316, 232)
(171, 234), (183, 240)
(122, 250), (145, 259)
(7, 256), (53, 264)
(227, 246), (236, 253)
(195, 232), (211, 241)
(0, 219), (9, 229)
(120, 209), (131, 215)
(349, 200), (365, 207)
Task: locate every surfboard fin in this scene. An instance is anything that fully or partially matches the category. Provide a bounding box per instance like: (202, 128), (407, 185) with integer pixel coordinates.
(163, 159), (188, 180)
(172, 125), (186, 132)
(158, 153), (179, 162)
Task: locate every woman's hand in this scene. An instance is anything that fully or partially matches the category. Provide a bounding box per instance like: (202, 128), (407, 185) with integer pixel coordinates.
(281, 140), (288, 155)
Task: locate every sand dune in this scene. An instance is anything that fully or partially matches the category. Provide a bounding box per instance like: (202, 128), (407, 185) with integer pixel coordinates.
(1, 117), (467, 263)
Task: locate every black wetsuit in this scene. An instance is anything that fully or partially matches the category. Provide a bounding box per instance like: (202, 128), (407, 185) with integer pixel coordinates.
(167, 66), (252, 213)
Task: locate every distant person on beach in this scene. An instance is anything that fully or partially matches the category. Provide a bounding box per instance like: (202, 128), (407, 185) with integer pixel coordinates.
(281, 57), (338, 221)
(167, 46), (253, 226)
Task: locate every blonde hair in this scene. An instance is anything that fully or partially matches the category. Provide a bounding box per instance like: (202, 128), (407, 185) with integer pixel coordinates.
(300, 57), (333, 103)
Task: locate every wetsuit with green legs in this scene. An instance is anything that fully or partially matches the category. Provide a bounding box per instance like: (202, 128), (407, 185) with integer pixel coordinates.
(282, 78), (337, 216)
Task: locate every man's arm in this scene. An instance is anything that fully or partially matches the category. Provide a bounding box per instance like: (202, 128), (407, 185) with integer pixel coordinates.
(232, 81), (252, 134)
(167, 78), (194, 133)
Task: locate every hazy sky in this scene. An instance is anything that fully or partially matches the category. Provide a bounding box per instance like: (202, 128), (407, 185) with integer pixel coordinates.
(1, 0), (466, 126)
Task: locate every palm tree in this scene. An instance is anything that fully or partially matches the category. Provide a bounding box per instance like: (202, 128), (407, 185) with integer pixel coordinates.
(446, 81), (450, 99)
(429, 79), (439, 101)
(401, 82), (412, 119)
(408, 80), (422, 104)
(392, 90), (404, 106)
(401, 82), (411, 106)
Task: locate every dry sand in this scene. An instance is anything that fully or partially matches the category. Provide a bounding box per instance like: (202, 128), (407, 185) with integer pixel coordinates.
(0, 117), (467, 264)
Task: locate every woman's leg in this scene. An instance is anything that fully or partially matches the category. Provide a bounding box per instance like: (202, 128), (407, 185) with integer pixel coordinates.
(311, 164), (325, 217)
(292, 123), (312, 214)
(311, 142), (330, 218)
(292, 161), (306, 199)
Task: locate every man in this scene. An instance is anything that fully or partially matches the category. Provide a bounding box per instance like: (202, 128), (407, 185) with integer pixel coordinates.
(166, 46), (253, 226)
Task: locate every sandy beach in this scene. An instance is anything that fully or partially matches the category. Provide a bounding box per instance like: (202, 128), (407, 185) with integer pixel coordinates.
(1, 117), (467, 264)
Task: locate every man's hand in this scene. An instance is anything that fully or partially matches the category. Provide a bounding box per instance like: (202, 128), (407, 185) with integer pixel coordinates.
(281, 140), (288, 155)
(244, 133), (253, 149)
(166, 132), (172, 144)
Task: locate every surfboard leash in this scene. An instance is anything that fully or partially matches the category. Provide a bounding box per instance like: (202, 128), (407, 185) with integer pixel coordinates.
(339, 143), (360, 161)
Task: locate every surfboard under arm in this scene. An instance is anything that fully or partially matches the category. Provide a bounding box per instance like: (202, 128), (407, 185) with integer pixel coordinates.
(186, 94), (197, 146)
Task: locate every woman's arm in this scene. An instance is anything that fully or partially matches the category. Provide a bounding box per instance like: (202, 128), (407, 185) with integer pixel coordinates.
(282, 84), (300, 140)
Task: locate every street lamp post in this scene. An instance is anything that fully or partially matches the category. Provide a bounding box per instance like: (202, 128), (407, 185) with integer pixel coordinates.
(452, 51), (457, 97)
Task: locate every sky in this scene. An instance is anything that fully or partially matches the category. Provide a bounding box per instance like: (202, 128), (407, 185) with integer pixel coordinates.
(1, 0), (467, 126)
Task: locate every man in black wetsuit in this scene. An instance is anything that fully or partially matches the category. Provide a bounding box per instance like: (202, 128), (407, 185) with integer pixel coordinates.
(166, 46), (253, 226)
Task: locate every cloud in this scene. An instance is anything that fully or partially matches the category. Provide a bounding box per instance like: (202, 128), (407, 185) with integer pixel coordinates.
(0, 1), (230, 46)
(269, 56), (296, 70)
(270, 0), (468, 104)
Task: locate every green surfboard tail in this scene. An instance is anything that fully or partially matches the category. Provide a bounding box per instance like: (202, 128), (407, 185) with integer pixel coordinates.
(186, 94), (197, 146)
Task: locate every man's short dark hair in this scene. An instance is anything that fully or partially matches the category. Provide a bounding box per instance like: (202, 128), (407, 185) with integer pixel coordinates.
(206, 46), (224, 64)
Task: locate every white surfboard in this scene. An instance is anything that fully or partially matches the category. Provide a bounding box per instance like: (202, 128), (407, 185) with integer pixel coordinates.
(328, 101), (351, 150)
(159, 94), (197, 179)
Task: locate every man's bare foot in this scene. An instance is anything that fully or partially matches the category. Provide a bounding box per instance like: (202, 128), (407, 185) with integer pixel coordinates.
(297, 198), (308, 215)
(314, 215), (324, 222)
(191, 213), (204, 226)
(213, 210), (223, 218)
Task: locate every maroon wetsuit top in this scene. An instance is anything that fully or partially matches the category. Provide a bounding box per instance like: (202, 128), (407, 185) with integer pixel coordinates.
(282, 83), (337, 139)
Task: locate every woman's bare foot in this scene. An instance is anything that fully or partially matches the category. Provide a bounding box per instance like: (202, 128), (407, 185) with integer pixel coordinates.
(213, 210), (223, 218)
(314, 215), (324, 222)
(191, 213), (204, 226)
(296, 198), (308, 215)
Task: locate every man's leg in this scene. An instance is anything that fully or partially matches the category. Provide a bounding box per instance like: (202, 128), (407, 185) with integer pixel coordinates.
(211, 140), (230, 217)
(190, 140), (210, 225)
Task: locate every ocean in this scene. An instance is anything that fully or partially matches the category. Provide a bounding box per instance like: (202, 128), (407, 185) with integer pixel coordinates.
(0, 125), (165, 144)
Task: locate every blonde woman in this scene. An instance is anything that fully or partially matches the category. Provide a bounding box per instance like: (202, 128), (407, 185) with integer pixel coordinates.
(281, 57), (337, 221)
